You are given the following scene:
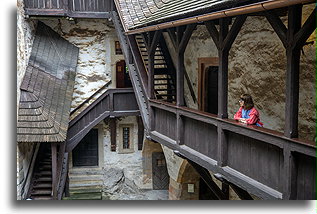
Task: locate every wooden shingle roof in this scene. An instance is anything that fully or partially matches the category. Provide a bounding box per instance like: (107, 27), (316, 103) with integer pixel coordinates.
(114, 0), (253, 31)
(17, 22), (79, 143)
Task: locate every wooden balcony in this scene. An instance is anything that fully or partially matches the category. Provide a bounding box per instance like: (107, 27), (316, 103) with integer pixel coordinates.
(148, 99), (316, 200)
(24, 0), (114, 18)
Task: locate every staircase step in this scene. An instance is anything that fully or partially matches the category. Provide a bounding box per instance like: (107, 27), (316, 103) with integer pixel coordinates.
(31, 189), (52, 195)
(33, 183), (52, 189)
(157, 93), (176, 96)
(35, 171), (52, 176)
(35, 177), (52, 182)
(155, 88), (175, 91)
(30, 196), (52, 200)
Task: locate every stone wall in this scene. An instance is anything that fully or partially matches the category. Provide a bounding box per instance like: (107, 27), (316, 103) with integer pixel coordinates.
(40, 19), (123, 114)
(16, 143), (39, 200)
(17, 0), (38, 200)
(68, 116), (147, 199)
(171, 5), (315, 140)
(142, 139), (164, 188)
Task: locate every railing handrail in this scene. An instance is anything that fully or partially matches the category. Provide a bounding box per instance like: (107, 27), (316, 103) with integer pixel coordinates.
(149, 99), (316, 149)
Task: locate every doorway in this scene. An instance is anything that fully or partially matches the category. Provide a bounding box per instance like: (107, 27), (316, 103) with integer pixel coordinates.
(152, 152), (169, 190)
(198, 57), (219, 114)
(116, 60), (132, 88)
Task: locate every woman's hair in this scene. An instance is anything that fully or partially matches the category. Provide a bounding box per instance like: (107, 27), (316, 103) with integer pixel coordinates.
(241, 94), (254, 110)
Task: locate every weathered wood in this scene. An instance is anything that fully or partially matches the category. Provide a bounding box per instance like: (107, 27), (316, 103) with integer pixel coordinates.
(282, 144), (298, 199)
(51, 143), (58, 200)
(110, 118), (116, 152)
(205, 21), (220, 49)
(176, 113), (184, 145)
(137, 116), (144, 150)
(229, 182), (253, 200)
(217, 18), (229, 119)
(217, 124), (228, 167)
(264, 10), (288, 48)
(284, 6), (302, 138)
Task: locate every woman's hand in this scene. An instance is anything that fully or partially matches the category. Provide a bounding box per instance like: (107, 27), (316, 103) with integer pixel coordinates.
(239, 118), (247, 124)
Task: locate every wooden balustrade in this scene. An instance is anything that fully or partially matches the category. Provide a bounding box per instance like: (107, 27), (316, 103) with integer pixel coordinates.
(24, 0), (114, 18)
(149, 99), (316, 200)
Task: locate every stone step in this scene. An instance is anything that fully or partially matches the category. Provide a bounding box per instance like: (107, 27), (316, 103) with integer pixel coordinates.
(63, 192), (102, 200)
(69, 180), (103, 188)
(30, 196), (52, 200)
(31, 189), (52, 195)
(69, 174), (103, 181)
(69, 187), (102, 194)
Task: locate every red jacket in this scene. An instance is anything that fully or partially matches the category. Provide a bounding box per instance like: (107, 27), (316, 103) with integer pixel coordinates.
(234, 107), (263, 127)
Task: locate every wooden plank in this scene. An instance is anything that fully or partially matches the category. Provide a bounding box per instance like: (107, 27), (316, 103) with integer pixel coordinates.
(264, 10), (287, 48)
(217, 18), (229, 119)
(217, 124), (228, 167)
(110, 118), (116, 152)
(51, 143), (58, 200)
(284, 6), (302, 138)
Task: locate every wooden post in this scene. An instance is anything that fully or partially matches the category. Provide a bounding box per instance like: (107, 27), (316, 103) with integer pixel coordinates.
(137, 116), (144, 150)
(176, 112), (184, 145)
(51, 143), (57, 199)
(218, 18), (229, 119)
(110, 117), (116, 151)
(282, 144), (298, 199)
(284, 6), (302, 138)
(148, 51), (155, 99)
(176, 51), (185, 106)
(217, 125), (228, 166)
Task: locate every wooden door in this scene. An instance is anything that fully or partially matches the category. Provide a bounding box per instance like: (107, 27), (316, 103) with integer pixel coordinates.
(116, 60), (132, 88)
(116, 60), (125, 88)
(152, 152), (169, 190)
(198, 57), (219, 114)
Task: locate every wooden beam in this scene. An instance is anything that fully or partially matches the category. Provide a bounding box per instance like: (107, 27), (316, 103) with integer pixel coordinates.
(167, 28), (177, 50)
(179, 24), (197, 53)
(110, 118), (116, 152)
(282, 144), (298, 199)
(51, 143), (58, 200)
(293, 7), (316, 50)
(217, 125), (228, 167)
(265, 10), (288, 48)
(223, 15), (247, 52)
(218, 18), (229, 119)
(205, 21), (220, 49)
(284, 5), (302, 138)
(137, 116), (144, 150)
(176, 113), (184, 145)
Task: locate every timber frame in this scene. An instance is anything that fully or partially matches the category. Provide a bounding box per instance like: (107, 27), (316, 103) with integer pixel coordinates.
(21, 0), (316, 200)
(115, 1), (316, 199)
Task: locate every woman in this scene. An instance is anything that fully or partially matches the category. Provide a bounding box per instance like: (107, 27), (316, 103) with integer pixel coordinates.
(234, 94), (263, 127)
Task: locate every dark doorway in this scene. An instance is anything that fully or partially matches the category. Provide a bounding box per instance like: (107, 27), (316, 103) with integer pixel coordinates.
(205, 66), (218, 114)
(116, 60), (132, 88)
(72, 129), (98, 167)
(152, 152), (169, 190)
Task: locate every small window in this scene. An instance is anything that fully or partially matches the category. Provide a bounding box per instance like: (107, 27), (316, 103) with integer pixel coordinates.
(72, 129), (98, 167)
(118, 124), (134, 153)
(115, 41), (123, 55)
(122, 127), (130, 149)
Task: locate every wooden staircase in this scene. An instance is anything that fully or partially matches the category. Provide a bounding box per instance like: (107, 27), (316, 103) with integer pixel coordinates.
(135, 35), (176, 103)
(27, 144), (53, 200)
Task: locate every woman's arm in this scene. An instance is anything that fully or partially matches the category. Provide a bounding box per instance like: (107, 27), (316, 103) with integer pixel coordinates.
(234, 107), (243, 120)
(245, 108), (259, 125)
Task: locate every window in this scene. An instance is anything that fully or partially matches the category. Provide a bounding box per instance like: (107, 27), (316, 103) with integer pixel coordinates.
(72, 129), (98, 167)
(122, 127), (130, 149)
(118, 124), (134, 153)
(115, 41), (122, 55)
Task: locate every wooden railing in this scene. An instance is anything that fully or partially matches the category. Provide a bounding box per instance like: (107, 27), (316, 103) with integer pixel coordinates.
(148, 99), (316, 200)
(24, 0), (114, 18)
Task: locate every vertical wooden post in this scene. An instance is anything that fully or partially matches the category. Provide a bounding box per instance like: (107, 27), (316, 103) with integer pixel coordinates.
(176, 51), (185, 106)
(137, 116), (144, 150)
(218, 18), (229, 119)
(284, 6), (302, 138)
(110, 117), (117, 152)
(148, 51), (155, 99)
(176, 113), (184, 145)
(282, 144), (298, 199)
(217, 125), (228, 166)
(51, 143), (57, 199)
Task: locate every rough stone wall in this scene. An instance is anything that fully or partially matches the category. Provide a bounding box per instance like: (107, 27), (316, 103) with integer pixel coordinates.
(177, 5), (315, 140)
(17, 0), (37, 200)
(40, 19), (121, 113)
(142, 139), (164, 188)
(68, 116), (146, 199)
(17, 143), (39, 200)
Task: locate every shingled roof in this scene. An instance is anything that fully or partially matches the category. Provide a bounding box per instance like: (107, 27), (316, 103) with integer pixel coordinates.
(114, 0), (255, 31)
(17, 22), (79, 143)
